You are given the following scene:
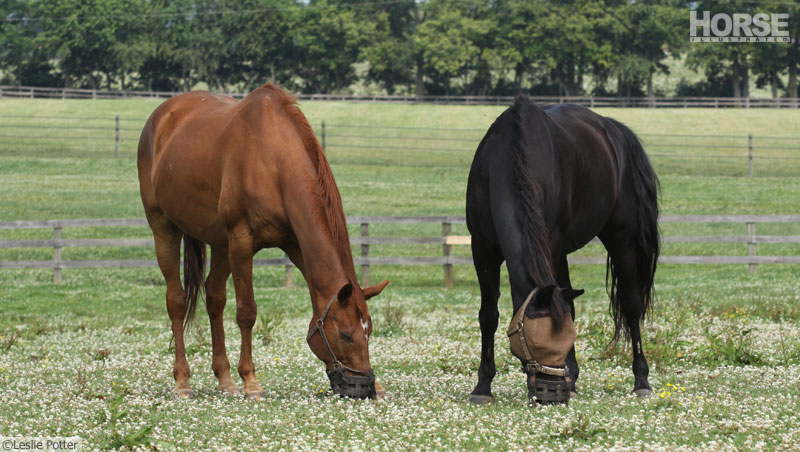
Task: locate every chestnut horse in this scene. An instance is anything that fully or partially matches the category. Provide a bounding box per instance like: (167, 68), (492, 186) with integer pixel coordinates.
(137, 83), (389, 400)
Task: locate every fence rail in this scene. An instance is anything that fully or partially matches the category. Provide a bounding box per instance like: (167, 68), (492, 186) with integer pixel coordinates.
(2, 111), (797, 176)
(1, 85), (799, 108)
(1, 216), (798, 286)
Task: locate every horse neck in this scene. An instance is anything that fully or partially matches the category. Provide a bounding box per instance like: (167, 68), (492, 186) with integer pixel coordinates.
(287, 199), (356, 311)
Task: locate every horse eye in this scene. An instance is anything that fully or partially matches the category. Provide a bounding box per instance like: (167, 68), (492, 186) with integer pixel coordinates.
(339, 332), (353, 342)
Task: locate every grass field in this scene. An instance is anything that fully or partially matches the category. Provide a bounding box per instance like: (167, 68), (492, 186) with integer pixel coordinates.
(1, 98), (800, 451)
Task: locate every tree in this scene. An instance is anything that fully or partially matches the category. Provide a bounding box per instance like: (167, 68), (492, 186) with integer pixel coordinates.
(608, 0), (685, 97)
(2, 0), (66, 88)
(34, 0), (123, 88)
(413, 0), (488, 95)
(357, 2), (416, 95)
(289, 0), (368, 93)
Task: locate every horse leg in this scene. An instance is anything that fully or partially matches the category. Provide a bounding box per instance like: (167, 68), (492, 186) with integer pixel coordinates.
(206, 244), (238, 395)
(468, 242), (502, 405)
(602, 239), (653, 396)
(227, 226), (264, 400)
(149, 214), (193, 398)
(555, 255), (579, 398)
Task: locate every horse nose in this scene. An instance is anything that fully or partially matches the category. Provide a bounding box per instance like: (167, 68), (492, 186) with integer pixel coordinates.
(326, 367), (377, 399)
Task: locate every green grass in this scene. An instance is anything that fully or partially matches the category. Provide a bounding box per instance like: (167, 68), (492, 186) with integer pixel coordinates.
(1, 98), (800, 451)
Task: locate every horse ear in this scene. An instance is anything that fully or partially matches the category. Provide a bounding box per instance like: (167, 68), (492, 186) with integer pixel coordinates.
(363, 280), (390, 301)
(559, 288), (584, 301)
(337, 282), (354, 306)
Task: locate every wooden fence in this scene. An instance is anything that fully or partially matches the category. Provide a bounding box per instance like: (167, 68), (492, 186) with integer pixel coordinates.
(1, 85), (799, 108)
(2, 112), (797, 177)
(1, 215), (799, 286)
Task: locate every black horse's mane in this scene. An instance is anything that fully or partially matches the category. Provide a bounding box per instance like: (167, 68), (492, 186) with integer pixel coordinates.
(508, 95), (568, 328)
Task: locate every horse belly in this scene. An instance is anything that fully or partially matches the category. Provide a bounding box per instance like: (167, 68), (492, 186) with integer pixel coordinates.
(151, 141), (228, 245)
(558, 176), (616, 254)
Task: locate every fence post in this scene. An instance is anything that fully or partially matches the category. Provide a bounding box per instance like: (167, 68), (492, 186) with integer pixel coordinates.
(748, 134), (753, 178)
(442, 222), (453, 288)
(361, 223), (370, 287)
(53, 225), (63, 284)
(747, 222), (757, 274)
(284, 253), (293, 288)
(115, 115), (120, 158)
(321, 120), (326, 152)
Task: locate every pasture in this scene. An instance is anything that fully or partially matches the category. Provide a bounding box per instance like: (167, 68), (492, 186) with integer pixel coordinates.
(1, 98), (800, 451)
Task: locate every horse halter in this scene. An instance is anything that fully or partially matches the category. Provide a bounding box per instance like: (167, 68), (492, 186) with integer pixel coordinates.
(306, 293), (376, 399)
(507, 288), (575, 405)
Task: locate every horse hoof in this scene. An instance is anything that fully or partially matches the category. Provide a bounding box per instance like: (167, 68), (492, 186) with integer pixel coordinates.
(172, 388), (194, 399)
(218, 386), (241, 397)
(570, 391), (579, 399)
(468, 394), (494, 405)
(374, 381), (387, 400)
(244, 390), (266, 401)
(634, 388), (654, 398)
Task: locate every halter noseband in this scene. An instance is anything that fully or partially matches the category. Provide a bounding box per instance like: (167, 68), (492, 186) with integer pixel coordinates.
(306, 293), (376, 399)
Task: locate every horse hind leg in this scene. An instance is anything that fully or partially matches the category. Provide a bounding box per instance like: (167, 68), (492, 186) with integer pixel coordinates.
(149, 213), (194, 398)
(206, 245), (238, 395)
(599, 234), (654, 397)
(227, 225), (265, 400)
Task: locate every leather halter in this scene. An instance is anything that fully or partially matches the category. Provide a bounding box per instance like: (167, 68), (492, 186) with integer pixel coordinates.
(306, 292), (375, 379)
(507, 288), (569, 378)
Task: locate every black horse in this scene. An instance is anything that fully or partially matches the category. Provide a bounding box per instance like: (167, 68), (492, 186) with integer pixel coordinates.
(466, 95), (660, 404)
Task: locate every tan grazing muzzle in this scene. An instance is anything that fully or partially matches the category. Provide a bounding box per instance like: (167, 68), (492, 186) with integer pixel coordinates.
(507, 288), (577, 405)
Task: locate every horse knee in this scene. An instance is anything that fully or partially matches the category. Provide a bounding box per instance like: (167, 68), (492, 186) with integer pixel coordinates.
(236, 303), (257, 329)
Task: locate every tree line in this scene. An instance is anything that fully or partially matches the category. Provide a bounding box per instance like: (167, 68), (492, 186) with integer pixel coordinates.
(1, 0), (798, 98)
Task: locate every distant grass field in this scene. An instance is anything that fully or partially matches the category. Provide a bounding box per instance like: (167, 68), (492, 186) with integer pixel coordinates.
(1, 98), (799, 451)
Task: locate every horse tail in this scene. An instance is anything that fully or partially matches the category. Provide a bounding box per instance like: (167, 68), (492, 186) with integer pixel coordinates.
(605, 117), (660, 342)
(509, 95), (568, 328)
(182, 234), (206, 332)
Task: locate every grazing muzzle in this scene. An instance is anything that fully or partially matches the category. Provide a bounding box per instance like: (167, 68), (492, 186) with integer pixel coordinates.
(307, 293), (376, 400)
(507, 288), (577, 405)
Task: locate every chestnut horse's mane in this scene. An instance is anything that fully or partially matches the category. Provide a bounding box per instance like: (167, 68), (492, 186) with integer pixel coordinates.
(261, 84), (362, 295)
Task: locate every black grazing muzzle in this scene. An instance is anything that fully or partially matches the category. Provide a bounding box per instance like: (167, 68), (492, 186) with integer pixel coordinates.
(525, 364), (571, 405)
(327, 367), (376, 399)
(307, 293), (376, 400)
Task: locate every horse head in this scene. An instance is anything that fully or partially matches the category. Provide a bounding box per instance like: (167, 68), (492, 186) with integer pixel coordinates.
(306, 280), (389, 399)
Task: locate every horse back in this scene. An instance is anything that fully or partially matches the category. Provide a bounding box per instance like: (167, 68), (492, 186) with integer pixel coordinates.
(138, 87), (308, 246)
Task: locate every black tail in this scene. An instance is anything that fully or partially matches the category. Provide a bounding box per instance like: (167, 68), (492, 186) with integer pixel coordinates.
(182, 234), (206, 332)
(604, 118), (660, 342)
(509, 95), (568, 329)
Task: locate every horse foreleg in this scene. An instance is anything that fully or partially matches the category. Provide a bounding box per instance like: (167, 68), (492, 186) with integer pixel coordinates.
(206, 245), (237, 395)
(556, 255), (580, 398)
(468, 243), (502, 405)
(227, 227), (265, 400)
